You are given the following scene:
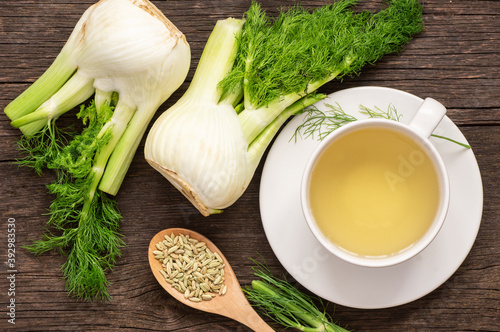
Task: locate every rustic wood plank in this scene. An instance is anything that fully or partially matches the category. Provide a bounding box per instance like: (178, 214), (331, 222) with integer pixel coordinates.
(0, 0), (498, 331)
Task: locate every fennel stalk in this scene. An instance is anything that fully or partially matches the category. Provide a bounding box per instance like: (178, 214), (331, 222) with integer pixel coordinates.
(245, 259), (350, 332)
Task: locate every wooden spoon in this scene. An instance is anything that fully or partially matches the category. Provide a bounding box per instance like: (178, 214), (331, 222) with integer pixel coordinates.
(148, 228), (274, 332)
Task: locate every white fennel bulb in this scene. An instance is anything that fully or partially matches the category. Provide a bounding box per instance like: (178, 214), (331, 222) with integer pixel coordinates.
(145, 19), (249, 215)
(6, 0), (191, 195)
(146, 97), (252, 213)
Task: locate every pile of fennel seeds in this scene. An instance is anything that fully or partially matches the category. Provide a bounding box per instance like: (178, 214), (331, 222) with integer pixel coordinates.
(153, 233), (227, 302)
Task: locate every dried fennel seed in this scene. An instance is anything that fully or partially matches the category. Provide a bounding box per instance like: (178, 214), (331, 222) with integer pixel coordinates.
(155, 233), (227, 302)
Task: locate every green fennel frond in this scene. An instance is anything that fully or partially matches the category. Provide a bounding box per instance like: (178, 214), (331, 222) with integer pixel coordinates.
(293, 103), (471, 148)
(22, 100), (124, 301)
(59, 189), (123, 302)
(292, 103), (357, 142)
(245, 258), (351, 332)
(359, 104), (402, 121)
(430, 134), (471, 148)
(220, 0), (424, 109)
(15, 119), (73, 175)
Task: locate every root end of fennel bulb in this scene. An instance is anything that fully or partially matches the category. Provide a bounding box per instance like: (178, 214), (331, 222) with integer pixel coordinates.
(145, 0), (424, 216)
(5, 0), (190, 301)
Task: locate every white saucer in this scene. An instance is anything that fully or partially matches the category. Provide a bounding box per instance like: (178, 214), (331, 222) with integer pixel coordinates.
(259, 86), (483, 309)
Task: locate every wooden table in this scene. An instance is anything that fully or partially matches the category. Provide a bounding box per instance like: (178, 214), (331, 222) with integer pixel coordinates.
(1, 1), (498, 331)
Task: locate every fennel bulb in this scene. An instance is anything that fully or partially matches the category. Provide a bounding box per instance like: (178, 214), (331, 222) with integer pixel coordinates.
(5, 0), (190, 301)
(6, 0), (190, 193)
(145, 0), (423, 216)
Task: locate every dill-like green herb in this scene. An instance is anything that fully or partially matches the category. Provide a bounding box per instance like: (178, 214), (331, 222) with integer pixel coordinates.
(293, 103), (471, 148)
(21, 101), (124, 301)
(292, 103), (358, 142)
(216, 0), (426, 148)
(245, 258), (351, 332)
(430, 134), (472, 149)
(15, 121), (72, 175)
(358, 104), (402, 121)
(221, 0), (424, 110)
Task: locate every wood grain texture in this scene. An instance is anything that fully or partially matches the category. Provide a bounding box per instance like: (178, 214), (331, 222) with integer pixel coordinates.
(0, 0), (498, 331)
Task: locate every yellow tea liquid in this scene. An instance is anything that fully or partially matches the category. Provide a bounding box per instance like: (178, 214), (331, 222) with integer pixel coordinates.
(309, 127), (440, 257)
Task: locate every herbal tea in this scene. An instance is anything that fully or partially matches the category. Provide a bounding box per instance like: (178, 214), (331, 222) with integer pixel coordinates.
(308, 126), (440, 257)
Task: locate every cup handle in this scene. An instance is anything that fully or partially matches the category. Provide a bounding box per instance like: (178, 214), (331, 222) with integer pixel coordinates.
(409, 98), (447, 138)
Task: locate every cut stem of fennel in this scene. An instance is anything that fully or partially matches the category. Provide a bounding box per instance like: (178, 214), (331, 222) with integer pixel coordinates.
(99, 105), (155, 195)
(180, 18), (244, 104)
(4, 47), (76, 122)
(11, 71), (95, 134)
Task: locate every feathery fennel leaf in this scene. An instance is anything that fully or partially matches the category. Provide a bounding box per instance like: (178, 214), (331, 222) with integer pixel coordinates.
(293, 103), (471, 148)
(220, 0), (424, 109)
(245, 258), (351, 332)
(15, 120), (72, 175)
(22, 101), (124, 301)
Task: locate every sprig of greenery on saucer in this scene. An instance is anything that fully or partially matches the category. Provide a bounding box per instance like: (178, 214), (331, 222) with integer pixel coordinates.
(292, 103), (471, 149)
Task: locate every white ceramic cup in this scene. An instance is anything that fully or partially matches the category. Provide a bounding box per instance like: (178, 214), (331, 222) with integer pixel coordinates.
(301, 98), (450, 268)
